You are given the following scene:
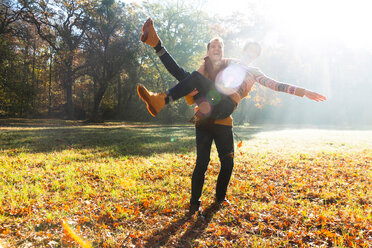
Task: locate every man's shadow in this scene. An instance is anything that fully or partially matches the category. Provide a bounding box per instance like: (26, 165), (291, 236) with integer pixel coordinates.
(144, 203), (222, 248)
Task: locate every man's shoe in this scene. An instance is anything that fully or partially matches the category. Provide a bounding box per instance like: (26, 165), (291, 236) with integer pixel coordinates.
(140, 18), (160, 47)
(137, 84), (166, 117)
(187, 204), (204, 219)
(215, 198), (231, 208)
(187, 209), (205, 220)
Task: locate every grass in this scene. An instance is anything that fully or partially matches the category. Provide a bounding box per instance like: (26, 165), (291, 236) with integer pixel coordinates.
(0, 119), (371, 247)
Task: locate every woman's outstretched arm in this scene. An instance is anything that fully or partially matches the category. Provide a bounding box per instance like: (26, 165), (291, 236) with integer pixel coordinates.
(254, 69), (326, 101)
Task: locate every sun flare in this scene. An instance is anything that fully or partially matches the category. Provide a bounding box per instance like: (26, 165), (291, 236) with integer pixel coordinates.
(204, 0), (372, 49)
(261, 0), (372, 48)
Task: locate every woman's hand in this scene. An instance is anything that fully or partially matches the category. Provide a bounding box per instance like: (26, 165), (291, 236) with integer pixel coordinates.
(304, 90), (327, 102)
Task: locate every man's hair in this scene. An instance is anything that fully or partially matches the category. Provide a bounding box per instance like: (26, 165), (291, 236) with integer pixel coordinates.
(207, 37), (224, 50)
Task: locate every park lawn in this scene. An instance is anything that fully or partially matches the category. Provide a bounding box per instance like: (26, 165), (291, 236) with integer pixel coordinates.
(0, 119), (371, 247)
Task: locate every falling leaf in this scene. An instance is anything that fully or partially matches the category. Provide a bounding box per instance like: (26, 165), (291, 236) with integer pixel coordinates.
(61, 219), (92, 248)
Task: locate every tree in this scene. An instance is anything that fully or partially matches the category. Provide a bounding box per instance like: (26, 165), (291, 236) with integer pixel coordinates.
(0, 0), (36, 117)
(22, 0), (92, 119)
(84, 0), (131, 121)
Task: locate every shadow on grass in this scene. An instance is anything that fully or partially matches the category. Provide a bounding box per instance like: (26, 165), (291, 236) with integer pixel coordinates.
(0, 119), (261, 157)
(144, 203), (222, 248)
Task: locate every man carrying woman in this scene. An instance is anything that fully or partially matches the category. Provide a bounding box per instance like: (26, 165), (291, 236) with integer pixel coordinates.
(138, 18), (326, 217)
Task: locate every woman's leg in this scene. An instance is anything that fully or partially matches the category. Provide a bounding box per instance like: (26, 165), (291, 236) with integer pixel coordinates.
(205, 95), (235, 120)
(137, 72), (235, 118)
(141, 18), (189, 82)
(157, 47), (190, 82)
(167, 71), (214, 101)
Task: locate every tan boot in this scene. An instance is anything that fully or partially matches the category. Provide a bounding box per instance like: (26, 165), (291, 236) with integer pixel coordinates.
(137, 84), (166, 116)
(140, 18), (160, 47)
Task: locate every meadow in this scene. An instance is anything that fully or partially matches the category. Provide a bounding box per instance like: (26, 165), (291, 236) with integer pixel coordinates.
(0, 119), (371, 247)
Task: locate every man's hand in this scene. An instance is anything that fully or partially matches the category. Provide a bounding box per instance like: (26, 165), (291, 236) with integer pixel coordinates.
(189, 88), (199, 97)
(304, 90), (327, 102)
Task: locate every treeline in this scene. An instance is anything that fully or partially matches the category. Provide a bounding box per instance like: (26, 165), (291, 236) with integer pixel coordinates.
(0, 0), (253, 122)
(1, 0), (371, 126)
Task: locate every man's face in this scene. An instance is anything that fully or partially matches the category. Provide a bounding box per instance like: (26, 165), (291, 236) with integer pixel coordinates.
(207, 40), (224, 62)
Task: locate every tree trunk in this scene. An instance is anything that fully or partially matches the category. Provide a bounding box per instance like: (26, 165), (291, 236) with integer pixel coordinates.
(48, 52), (52, 115)
(91, 84), (106, 122)
(31, 41), (36, 111)
(21, 45), (29, 117)
(116, 73), (122, 115)
(65, 67), (74, 119)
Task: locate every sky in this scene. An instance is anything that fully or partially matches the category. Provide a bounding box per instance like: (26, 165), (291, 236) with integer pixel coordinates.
(123, 0), (372, 50)
(205, 0), (372, 49)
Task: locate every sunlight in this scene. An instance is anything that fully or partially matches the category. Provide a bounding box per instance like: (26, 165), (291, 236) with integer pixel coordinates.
(204, 0), (372, 49)
(215, 64), (247, 95)
(261, 0), (372, 48)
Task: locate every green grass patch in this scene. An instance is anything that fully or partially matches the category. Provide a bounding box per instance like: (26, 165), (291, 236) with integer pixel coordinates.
(0, 119), (371, 247)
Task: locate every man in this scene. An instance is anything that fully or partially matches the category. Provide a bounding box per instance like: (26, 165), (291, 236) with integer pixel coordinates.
(138, 18), (326, 217)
